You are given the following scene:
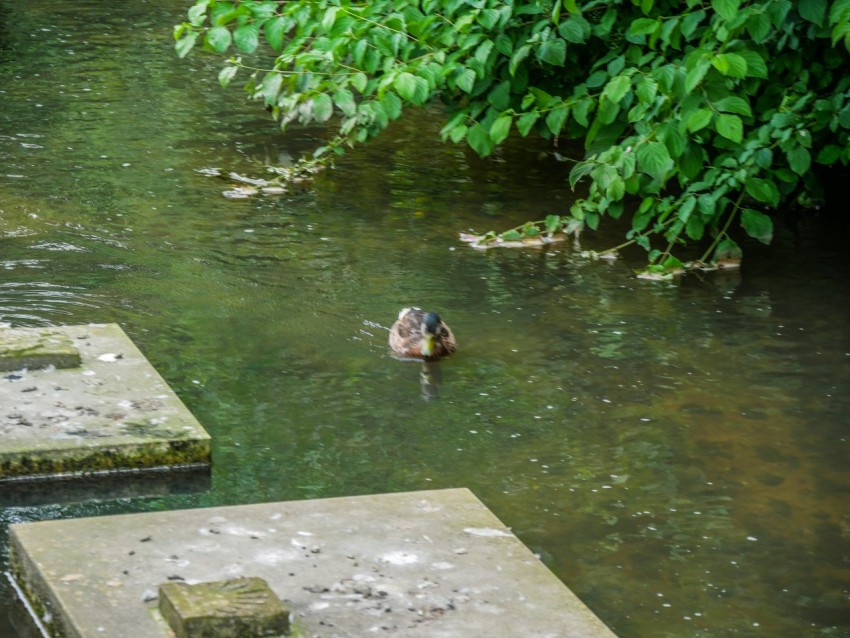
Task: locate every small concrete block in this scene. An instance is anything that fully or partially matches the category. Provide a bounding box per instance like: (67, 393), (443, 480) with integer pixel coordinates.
(159, 577), (290, 638)
(0, 327), (81, 371)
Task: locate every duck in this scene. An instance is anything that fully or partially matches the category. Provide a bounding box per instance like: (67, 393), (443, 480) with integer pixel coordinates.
(389, 307), (456, 361)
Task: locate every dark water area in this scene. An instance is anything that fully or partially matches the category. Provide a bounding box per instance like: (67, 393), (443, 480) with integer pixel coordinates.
(1, 2), (849, 637)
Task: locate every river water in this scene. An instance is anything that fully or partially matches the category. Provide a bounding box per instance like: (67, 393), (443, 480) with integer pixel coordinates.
(1, 2), (848, 636)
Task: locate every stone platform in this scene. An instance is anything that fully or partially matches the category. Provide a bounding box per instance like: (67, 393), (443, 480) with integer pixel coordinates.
(0, 323), (210, 481)
(8, 488), (617, 638)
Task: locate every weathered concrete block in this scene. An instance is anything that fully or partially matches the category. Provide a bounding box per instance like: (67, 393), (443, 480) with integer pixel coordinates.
(0, 323), (210, 480)
(159, 577), (290, 638)
(8, 488), (618, 638)
(0, 327), (81, 371)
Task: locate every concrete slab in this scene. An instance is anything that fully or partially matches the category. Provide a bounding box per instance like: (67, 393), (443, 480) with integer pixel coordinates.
(9, 488), (617, 638)
(0, 327), (81, 372)
(0, 323), (210, 480)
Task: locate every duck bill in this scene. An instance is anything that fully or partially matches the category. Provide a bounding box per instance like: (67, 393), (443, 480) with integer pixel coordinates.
(421, 334), (435, 358)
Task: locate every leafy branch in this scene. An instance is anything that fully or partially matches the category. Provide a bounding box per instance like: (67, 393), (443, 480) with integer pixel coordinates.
(174, 0), (850, 278)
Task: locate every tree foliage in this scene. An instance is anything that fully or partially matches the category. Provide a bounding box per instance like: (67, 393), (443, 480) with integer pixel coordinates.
(175, 0), (850, 276)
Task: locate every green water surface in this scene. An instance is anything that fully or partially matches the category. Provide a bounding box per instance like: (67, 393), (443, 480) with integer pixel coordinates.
(1, 2), (848, 637)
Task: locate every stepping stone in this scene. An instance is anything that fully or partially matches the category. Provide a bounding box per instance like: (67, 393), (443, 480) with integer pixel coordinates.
(9, 488), (617, 638)
(0, 323), (210, 481)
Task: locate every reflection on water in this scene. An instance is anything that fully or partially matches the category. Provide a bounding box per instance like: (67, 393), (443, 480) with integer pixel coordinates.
(1, 2), (849, 637)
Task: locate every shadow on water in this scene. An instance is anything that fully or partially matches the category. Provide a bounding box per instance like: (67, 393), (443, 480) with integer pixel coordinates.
(1, 2), (850, 637)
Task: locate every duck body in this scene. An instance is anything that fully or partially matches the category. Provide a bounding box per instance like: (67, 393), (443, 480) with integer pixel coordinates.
(389, 307), (456, 361)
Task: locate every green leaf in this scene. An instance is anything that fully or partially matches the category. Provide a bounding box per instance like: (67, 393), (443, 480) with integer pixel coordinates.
(333, 88), (357, 117)
(381, 92), (402, 119)
(746, 12), (771, 42)
(715, 114), (743, 143)
(686, 215), (705, 240)
(637, 141), (673, 181)
(175, 32), (199, 58)
(741, 208), (774, 244)
(205, 26), (232, 54)
(629, 18), (659, 36)
(816, 144), (842, 165)
(572, 97), (593, 127)
(394, 72), (418, 101)
(544, 214), (561, 234)
(607, 176), (626, 201)
(569, 161), (593, 189)
(799, 0), (827, 27)
(713, 238), (742, 263)
(233, 24), (259, 54)
(755, 147), (773, 168)
(787, 145), (811, 175)
(714, 96), (751, 117)
(685, 60), (710, 93)
(218, 64), (238, 88)
(738, 49), (768, 79)
(839, 103), (850, 129)
(261, 72), (282, 106)
(264, 16), (288, 51)
(636, 77), (658, 105)
(321, 6), (339, 31)
(517, 111), (540, 136)
(687, 108), (713, 132)
(312, 93), (334, 122)
(456, 68), (477, 93)
(467, 122), (493, 157)
(602, 75), (631, 105)
(745, 177), (780, 207)
(487, 80), (512, 110)
(510, 44), (532, 75)
(546, 104), (570, 135)
(537, 39), (567, 66)
(712, 0), (741, 21)
(350, 72), (368, 94)
(188, 2), (209, 26)
(711, 53), (748, 78)
(681, 10), (706, 39)
(494, 33), (513, 55)
(489, 116), (512, 145)
(559, 16), (591, 43)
